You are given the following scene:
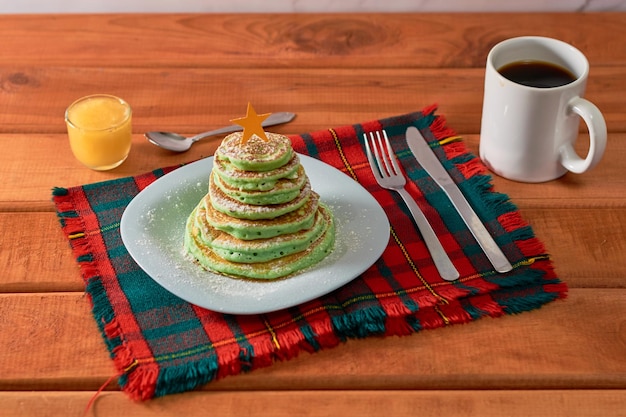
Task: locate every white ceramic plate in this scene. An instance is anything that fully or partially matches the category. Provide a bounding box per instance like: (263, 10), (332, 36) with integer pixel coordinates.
(121, 154), (389, 315)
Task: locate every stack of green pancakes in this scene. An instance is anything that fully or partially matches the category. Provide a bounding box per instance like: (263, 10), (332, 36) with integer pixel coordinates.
(184, 132), (335, 280)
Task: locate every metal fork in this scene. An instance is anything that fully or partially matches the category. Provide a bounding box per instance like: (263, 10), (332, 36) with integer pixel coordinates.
(364, 130), (460, 281)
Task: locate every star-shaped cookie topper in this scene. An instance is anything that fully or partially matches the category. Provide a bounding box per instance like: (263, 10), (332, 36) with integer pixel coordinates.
(230, 103), (271, 145)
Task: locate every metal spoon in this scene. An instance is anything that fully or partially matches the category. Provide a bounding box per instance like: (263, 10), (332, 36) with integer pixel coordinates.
(145, 111), (296, 152)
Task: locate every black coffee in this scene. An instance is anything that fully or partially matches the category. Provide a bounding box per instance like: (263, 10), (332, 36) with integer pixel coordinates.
(498, 60), (577, 88)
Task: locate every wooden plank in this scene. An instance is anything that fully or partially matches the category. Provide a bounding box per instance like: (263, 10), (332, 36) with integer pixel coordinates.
(0, 67), (623, 134)
(0, 14), (623, 69)
(0, 390), (625, 417)
(0, 131), (624, 208)
(520, 208), (626, 288)
(1, 206), (624, 292)
(0, 290), (624, 391)
(0, 213), (84, 292)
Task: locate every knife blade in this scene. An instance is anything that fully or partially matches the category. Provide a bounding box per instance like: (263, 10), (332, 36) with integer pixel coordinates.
(405, 126), (513, 273)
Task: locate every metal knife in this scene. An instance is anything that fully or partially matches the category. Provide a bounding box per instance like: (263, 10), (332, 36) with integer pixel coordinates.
(405, 126), (513, 273)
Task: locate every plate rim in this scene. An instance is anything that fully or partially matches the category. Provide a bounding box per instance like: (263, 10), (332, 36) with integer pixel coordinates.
(120, 154), (390, 315)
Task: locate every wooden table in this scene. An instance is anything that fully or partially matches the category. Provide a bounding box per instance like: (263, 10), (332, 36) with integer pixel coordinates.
(0, 13), (624, 417)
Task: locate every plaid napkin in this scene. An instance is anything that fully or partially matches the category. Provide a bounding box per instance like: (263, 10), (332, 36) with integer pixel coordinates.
(52, 106), (567, 400)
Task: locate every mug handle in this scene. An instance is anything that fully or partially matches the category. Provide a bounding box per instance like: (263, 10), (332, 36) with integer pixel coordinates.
(559, 97), (607, 173)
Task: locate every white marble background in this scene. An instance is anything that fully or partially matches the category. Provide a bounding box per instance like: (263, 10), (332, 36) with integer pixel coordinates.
(2, 0), (626, 13)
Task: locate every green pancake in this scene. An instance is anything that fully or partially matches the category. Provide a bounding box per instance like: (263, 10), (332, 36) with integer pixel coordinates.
(215, 132), (293, 171)
(200, 191), (319, 240)
(213, 153), (301, 191)
(208, 173), (312, 220)
(212, 164), (307, 206)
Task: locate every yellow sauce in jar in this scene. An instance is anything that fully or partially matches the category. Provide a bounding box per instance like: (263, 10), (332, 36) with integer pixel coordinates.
(65, 94), (132, 170)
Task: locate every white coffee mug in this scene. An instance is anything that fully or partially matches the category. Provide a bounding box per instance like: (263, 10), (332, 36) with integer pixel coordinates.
(479, 36), (607, 183)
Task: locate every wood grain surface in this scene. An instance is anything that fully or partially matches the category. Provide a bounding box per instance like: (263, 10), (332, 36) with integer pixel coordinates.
(0, 13), (624, 417)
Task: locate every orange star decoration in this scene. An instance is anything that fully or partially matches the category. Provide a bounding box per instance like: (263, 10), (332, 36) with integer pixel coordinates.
(230, 103), (271, 145)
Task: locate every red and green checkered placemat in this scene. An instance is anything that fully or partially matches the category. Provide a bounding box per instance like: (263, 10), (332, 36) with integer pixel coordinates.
(53, 106), (567, 400)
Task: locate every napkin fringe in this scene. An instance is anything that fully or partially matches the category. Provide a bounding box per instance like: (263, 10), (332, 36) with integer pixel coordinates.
(148, 314), (350, 397)
(331, 305), (388, 338)
(493, 283), (566, 315)
(386, 315), (419, 336)
(306, 314), (344, 349)
(153, 358), (217, 398)
(425, 105), (457, 139)
(52, 187), (101, 286)
(53, 186), (162, 401)
(87, 277), (160, 401)
(460, 294), (506, 320)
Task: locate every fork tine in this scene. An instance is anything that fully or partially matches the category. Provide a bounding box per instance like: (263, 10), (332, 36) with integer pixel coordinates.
(364, 132), (382, 180)
(373, 131), (392, 176)
(381, 130), (401, 175)
(363, 133), (376, 170)
(364, 130), (399, 179)
(370, 132), (385, 176)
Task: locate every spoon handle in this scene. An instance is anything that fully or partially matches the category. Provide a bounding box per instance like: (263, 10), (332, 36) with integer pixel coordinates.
(189, 112), (296, 143)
